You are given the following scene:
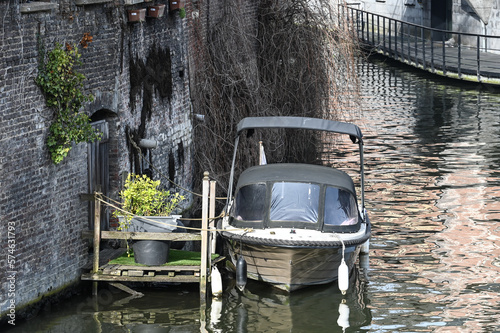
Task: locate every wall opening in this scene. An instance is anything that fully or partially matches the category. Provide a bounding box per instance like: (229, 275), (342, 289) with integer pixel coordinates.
(88, 109), (117, 230)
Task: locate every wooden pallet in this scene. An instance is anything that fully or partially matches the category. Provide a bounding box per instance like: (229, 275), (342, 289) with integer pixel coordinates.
(82, 263), (201, 283)
(81, 256), (225, 284)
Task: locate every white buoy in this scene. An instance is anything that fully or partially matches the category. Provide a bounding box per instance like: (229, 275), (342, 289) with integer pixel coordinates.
(338, 259), (349, 295)
(211, 266), (223, 298)
(337, 301), (350, 330)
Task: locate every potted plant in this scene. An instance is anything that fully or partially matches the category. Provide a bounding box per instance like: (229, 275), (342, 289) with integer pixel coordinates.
(115, 173), (185, 265)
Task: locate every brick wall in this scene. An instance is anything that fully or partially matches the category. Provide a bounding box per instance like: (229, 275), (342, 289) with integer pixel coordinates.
(0, 0), (193, 320)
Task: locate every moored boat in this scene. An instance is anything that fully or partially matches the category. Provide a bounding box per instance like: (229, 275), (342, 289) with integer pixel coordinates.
(219, 116), (370, 292)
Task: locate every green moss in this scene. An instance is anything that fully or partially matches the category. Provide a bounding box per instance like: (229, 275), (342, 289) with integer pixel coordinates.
(1, 277), (81, 319)
(109, 249), (219, 266)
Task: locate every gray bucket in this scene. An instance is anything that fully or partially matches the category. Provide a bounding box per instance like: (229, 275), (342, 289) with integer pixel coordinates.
(133, 240), (171, 266)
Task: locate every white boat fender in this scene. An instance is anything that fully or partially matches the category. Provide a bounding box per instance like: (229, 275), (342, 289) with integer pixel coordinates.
(338, 259), (349, 295)
(236, 255), (247, 291)
(337, 300), (350, 330)
(211, 266), (223, 298)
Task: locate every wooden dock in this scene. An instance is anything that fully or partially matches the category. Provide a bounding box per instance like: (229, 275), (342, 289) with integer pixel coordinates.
(81, 172), (219, 303)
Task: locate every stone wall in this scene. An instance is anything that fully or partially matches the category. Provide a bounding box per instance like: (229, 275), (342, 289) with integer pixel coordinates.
(0, 0), (192, 321)
(355, 0), (431, 27)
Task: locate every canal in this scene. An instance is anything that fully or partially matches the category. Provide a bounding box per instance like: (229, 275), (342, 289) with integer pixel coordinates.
(5, 56), (500, 332)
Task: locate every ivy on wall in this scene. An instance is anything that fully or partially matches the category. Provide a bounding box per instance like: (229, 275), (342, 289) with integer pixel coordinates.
(36, 38), (100, 164)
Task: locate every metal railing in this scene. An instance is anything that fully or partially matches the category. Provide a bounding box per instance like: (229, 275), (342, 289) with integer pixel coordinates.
(339, 5), (500, 84)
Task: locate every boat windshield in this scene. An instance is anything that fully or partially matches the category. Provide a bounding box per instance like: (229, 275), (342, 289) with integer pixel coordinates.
(324, 187), (358, 226)
(231, 181), (359, 229)
(270, 182), (320, 223)
(233, 183), (267, 221)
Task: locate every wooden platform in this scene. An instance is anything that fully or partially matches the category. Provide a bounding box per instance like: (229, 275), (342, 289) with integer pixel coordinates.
(82, 264), (201, 283)
(81, 173), (218, 302)
(82, 247), (203, 283)
(82, 252), (225, 284)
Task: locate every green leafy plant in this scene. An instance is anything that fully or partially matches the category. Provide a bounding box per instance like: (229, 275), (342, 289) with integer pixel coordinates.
(114, 173), (185, 256)
(36, 41), (100, 164)
(115, 173), (185, 229)
(179, 7), (186, 19)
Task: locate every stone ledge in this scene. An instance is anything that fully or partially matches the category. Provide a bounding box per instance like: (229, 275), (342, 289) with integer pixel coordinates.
(124, 0), (145, 5)
(20, 2), (59, 13)
(75, 0), (112, 5)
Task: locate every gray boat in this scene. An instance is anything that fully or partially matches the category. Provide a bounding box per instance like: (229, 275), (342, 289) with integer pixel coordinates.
(219, 116), (371, 292)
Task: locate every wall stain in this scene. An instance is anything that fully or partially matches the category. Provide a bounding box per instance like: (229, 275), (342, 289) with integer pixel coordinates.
(128, 44), (173, 175)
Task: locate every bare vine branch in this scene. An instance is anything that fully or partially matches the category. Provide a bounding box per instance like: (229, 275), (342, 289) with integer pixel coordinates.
(190, 0), (361, 209)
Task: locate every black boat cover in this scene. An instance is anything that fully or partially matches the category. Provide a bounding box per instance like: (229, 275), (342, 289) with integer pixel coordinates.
(236, 164), (356, 194)
(231, 164), (361, 231)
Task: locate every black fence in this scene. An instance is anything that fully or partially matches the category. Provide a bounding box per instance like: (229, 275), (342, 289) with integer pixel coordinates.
(339, 5), (500, 84)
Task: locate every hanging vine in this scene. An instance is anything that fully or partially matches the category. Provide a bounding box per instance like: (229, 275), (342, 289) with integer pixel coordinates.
(36, 38), (100, 164)
(191, 0), (361, 204)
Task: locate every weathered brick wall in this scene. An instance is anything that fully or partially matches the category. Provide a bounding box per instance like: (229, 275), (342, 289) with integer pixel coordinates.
(0, 0), (192, 320)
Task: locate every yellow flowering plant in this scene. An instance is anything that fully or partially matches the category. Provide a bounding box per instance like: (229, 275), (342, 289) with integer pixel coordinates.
(117, 173), (185, 227)
(114, 173), (185, 256)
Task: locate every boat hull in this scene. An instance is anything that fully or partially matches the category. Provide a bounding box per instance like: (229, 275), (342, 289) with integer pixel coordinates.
(224, 239), (362, 292)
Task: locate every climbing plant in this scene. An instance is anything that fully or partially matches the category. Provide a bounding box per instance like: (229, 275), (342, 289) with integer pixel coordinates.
(36, 40), (100, 164)
(190, 0), (361, 203)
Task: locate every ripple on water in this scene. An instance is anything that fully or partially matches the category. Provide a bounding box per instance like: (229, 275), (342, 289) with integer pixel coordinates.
(354, 57), (500, 332)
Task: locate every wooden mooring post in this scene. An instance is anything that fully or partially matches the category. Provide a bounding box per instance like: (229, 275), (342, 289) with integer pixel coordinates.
(92, 194), (101, 296)
(200, 171), (210, 303)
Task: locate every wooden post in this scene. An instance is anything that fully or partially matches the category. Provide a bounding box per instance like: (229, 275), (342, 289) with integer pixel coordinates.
(92, 193), (101, 296)
(209, 180), (216, 256)
(200, 172), (209, 303)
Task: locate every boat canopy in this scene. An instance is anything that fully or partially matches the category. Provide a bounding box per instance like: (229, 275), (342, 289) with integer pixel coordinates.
(230, 164), (361, 232)
(236, 116), (363, 142)
(227, 116), (366, 216)
(236, 164), (356, 194)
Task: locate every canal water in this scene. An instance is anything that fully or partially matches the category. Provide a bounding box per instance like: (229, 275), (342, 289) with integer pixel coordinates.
(5, 57), (500, 332)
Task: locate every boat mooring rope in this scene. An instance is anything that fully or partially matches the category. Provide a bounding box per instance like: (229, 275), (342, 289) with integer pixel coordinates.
(95, 193), (252, 233)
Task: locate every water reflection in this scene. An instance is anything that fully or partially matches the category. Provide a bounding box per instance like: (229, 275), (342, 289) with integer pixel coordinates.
(5, 284), (202, 333)
(5, 273), (371, 333)
(356, 56), (500, 332)
(209, 265), (371, 333)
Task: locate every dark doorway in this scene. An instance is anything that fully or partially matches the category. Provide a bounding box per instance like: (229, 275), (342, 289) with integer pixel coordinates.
(431, 0), (452, 41)
(88, 119), (109, 230)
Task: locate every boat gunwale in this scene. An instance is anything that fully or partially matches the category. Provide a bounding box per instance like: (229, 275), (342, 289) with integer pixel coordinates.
(220, 223), (371, 248)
